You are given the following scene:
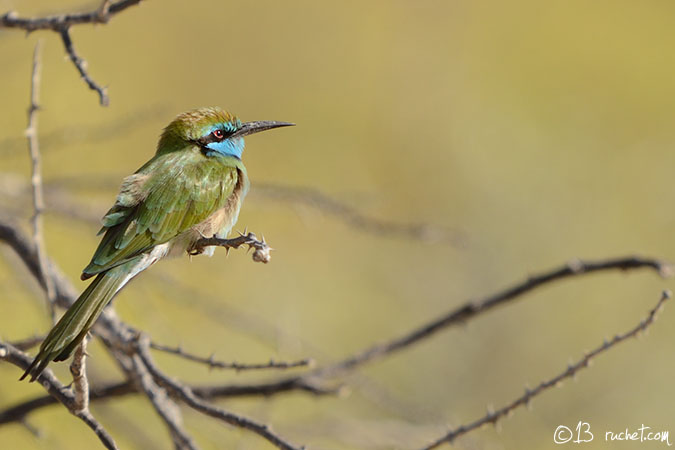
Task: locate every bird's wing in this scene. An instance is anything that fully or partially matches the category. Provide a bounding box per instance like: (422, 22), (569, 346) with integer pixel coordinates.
(82, 152), (240, 279)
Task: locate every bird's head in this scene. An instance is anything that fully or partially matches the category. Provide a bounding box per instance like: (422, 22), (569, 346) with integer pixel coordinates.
(157, 107), (293, 159)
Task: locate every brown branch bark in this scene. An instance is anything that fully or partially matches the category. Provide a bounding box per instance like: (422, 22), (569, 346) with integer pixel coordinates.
(135, 335), (302, 450)
(420, 290), (672, 450)
(0, 0), (144, 105)
(0, 0), (142, 31)
(70, 338), (89, 414)
(129, 353), (198, 450)
(25, 40), (57, 319)
(0, 343), (119, 450)
(0, 216), (305, 449)
(192, 231), (272, 263)
(150, 342), (313, 371)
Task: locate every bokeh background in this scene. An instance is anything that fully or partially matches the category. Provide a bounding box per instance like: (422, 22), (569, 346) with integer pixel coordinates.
(2, 1), (675, 449)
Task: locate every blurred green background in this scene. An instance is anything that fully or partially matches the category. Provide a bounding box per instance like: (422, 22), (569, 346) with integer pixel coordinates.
(2, 0), (675, 449)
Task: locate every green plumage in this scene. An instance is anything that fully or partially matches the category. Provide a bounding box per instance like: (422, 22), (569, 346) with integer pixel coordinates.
(83, 150), (244, 278)
(21, 107), (291, 382)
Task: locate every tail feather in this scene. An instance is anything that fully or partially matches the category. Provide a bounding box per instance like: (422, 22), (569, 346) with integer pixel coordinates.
(20, 267), (128, 382)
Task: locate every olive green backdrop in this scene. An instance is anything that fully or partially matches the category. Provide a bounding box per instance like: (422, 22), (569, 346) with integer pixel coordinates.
(1, 1), (675, 449)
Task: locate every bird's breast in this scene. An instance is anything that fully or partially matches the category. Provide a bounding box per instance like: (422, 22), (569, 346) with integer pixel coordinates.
(173, 167), (248, 257)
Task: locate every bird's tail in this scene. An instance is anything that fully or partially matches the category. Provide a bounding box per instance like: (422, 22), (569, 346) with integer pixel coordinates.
(21, 267), (129, 382)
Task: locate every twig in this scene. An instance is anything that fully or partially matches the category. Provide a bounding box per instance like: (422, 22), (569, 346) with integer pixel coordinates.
(129, 354), (198, 450)
(135, 335), (304, 450)
(308, 256), (673, 378)
(0, 376), (340, 426)
(420, 290), (671, 450)
(70, 337), (89, 413)
(0, 342), (119, 450)
(192, 231), (272, 263)
(59, 27), (109, 106)
(150, 342), (313, 372)
(1, 217), (671, 445)
(0, 0), (144, 105)
(25, 41), (56, 320)
(183, 256), (674, 402)
(0, 0), (142, 30)
(0, 381), (135, 425)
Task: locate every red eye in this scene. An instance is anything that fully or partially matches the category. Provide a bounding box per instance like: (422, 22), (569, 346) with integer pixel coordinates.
(212, 129), (224, 139)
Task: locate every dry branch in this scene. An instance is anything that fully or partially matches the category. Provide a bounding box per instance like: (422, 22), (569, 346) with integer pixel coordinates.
(150, 342), (313, 371)
(0, 0), (144, 105)
(0, 342), (119, 450)
(25, 41), (56, 319)
(260, 256), (673, 387)
(192, 231), (272, 263)
(129, 353), (198, 450)
(0, 216), (305, 449)
(420, 290), (672, 450)
(136, 335), (302, 450)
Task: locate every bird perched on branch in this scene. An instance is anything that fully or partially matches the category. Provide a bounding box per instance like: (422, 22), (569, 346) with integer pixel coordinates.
(21, 107), (293, 381)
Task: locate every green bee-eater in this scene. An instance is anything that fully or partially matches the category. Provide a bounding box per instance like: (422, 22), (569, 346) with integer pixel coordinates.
(21, 107), (293, 381)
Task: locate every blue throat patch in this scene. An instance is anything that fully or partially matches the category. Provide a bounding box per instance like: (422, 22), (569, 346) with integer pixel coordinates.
(205, 137), (245, 159)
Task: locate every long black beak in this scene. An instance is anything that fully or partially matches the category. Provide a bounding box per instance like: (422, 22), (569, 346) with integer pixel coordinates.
(231, 121), (295, 139)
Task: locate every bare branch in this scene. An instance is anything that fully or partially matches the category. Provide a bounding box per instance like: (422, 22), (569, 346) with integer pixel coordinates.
(1, 214), (671, 447)
(0, 381), (135, 425)
(135, 335), (303, 450)
(59, 27), (109, 106)
(0, 0), (142, 31)
(420, 290), (671, 450)
(0, 376), (341, 426)
(150, 342), (313, 372)
(0, 342), (119, 450)
(0, 0), (144, 105)
(308, 256), (673, 378)
(25, 41), (57, 319)
(129, 354), (198, 450)
(70, 337), (89, 414)
(192, 231), (272, 263)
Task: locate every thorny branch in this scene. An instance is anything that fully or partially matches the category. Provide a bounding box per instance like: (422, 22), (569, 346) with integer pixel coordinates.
(302, 256), (673, 378)
(0, 343), (119, 450)
(150, 342), (313, 371)
(25, 41), (56, 320)
(58, 27), (109, 106)
(0, 222), (670, 436)
(1, 6), (671, 450)
(420, 290), (672, 450)
(192, 231), (272, 263)
(128, 353), (198, 450)
(0, 0), (144, 105)
(135, 335), (303, 450)
(0, 216), (305, 450)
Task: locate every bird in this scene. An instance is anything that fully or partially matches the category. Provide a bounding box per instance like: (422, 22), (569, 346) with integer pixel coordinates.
(21, 107), (293, 381)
